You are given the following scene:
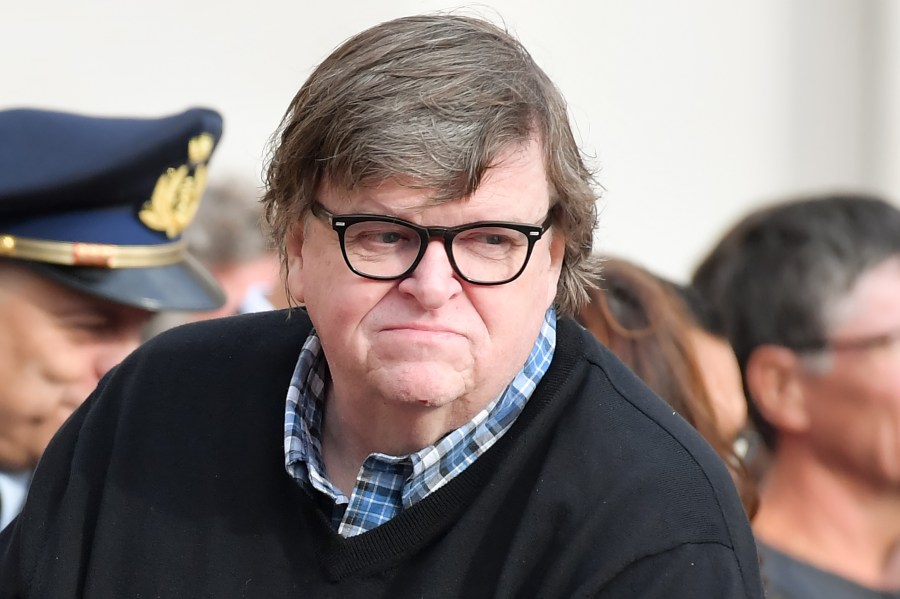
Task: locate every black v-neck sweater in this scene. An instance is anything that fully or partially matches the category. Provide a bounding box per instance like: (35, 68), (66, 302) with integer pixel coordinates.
(0, 311), (763, 598)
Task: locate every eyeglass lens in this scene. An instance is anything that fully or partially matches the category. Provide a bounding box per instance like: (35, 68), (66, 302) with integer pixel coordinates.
(341, 220), (532, 283)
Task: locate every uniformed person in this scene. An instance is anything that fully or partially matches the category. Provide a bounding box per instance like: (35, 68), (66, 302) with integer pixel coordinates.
(0, 107), (225, 527)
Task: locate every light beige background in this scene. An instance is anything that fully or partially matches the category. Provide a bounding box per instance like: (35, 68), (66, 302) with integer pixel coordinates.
(3, 0), (898, 280)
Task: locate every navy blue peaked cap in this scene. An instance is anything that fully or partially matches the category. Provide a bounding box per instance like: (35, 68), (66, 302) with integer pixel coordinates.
(0, 107), (226, 311)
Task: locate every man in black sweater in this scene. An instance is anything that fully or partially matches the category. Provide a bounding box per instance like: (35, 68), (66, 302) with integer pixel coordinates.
(0, 14), (764, 598)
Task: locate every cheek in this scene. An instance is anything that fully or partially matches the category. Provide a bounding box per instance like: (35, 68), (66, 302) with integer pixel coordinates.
(1, 318), (55, 382)
(694, 337), (748, 438)
(837, 360), (900, 407)
(0, 334), (83, 445)
(288, 224), (355, 308)
(0, 302), (96, 460)
(466, 287), (547, 359)
(806, 368), (894, 443)
(304, 272), (393, 351)
(1, 312), (98, 396)
(471, 242), (559, 327)
(808, 370), (900, 480)
(859, 377), (900, 428)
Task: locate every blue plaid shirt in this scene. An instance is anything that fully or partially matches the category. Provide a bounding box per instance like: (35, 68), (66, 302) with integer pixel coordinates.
(284, 308), (557, 537)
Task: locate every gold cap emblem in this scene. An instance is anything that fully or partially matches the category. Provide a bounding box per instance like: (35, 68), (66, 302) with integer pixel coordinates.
(139, 133), (214, 238)
(188, 133), (214, 164)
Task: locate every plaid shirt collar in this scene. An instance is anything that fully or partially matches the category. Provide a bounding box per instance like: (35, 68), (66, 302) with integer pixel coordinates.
(284, 308), (556, 537)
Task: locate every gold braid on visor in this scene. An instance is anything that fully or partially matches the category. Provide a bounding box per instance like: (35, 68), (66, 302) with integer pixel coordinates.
(0, 234), (187, 268)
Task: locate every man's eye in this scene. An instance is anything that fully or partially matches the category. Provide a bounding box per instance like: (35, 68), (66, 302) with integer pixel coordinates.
(376, 232), (403, 244)
(481, 234), (506, 245)
(461, 230), (517, 248)
(351, 227), (413, 247)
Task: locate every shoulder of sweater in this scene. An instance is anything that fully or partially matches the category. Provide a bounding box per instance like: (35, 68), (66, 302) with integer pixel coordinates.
(138, 308), (312, 363)
(553, 317), (735, 496)
(87, 309), (312, 414)
(71, 311), (309, 448)
(549, 320), (754, 562)
(555, 316), (674, 419)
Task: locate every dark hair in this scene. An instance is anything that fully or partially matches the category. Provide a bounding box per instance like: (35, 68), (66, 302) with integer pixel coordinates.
(670, 283), (726, 338)
(262, 14), (601, 315)
(692, 193), (900, 449)
(577, 257), (758, 517)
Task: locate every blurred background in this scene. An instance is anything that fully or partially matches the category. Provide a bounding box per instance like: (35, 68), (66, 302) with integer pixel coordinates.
(3, 0), (898, 281)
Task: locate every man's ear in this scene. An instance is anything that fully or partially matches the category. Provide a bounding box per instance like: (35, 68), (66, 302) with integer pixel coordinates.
(745, 345), (810, 434)
(545, 231), (566, 306)
(285, 223), (305, 305)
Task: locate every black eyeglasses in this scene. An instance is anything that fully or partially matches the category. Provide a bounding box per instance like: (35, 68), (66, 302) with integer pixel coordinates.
(310, 202), (554, 285)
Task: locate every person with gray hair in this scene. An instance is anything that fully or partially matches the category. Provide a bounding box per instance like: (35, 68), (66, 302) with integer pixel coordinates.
(693, 193), (900, 599)
(176, 178), (287, 318)
(0, 14), (762, 597)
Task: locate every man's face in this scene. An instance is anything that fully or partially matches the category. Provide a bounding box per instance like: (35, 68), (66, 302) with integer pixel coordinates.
(0, 265), (151, 470)
(286, 140), (564, 423)
(798, 257), (900, 489)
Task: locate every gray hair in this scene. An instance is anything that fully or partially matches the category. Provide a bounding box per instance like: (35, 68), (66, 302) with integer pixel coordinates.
(692, 193), (900, 448)
(262, 13), (601, 315)
(185, 179), (268, 267)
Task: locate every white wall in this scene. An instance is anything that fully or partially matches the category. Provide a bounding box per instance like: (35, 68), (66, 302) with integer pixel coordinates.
(3, 0), (897, 280)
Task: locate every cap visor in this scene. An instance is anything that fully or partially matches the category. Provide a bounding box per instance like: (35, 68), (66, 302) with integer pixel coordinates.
(25, 253), (225, 312)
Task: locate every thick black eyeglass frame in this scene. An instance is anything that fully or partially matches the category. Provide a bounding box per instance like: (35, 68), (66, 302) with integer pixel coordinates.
(310, 202), (554, 285)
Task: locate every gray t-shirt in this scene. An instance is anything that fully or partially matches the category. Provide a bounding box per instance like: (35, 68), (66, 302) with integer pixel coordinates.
(759, 542), (900, 599)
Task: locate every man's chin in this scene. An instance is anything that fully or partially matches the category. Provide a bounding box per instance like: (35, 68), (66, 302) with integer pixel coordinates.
(372, 332), (470, 361)
(370, 364), (471, 408)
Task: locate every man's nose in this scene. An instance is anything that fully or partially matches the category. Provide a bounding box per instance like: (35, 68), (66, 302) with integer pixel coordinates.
(397, 239), (462, 309)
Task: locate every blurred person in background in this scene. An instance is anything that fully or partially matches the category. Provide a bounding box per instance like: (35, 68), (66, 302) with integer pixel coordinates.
(670, 282), (748, 445)
(185, 178), (289, 317)
(577, 256), (757, 517)
(693, 193), (900, 599)
(0, 107), (224, 529)
(145, 178), (290, 336)
(671, 281), (769, 481)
